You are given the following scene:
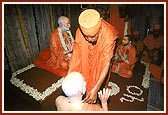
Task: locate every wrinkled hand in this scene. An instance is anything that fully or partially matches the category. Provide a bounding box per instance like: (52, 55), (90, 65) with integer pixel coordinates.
(84, 89), (97, 104)
(98, 88), (111, 103)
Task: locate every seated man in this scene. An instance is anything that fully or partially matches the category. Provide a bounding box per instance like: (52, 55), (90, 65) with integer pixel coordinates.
(55, 72), (111, 111)
(47, 16), (74, 69)
(141, 23), (164, 65)
(111, 35), (137, 78)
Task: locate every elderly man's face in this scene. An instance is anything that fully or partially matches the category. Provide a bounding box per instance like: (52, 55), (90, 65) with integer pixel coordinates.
(62, 18), (71, 31)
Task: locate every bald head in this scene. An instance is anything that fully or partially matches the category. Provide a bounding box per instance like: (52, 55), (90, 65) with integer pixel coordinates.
(62, 72), (86, 98)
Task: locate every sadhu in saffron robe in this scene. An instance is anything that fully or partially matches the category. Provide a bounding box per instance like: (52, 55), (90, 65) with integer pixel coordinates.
(68, 19), (118, 95)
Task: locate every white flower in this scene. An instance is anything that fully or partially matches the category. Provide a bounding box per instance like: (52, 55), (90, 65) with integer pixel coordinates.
(10, 64), (63, 101)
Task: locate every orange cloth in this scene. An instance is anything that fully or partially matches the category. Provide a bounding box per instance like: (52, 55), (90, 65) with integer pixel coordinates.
(47, 29), (68, 69)
(33, 48), (67, 77)
(110, 4), (131, 39)
(111, 44), (137, 78)
(110, 4), (125, 39)
(34, 58), (68, 77)
(69, 19), (118, 94)
(33, 29), (72, 77)
(149, 63), (162, 81)
(46, 29), (73, 69)
(142, 34), (164, 63)
(143, 35), (164, 51)
(149, 60), (164, 84)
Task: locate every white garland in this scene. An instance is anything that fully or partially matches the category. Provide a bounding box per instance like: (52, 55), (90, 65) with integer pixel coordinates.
(126, 85), (143, 96)
(120, 85), (144, 103)
(140, 61), (151, 89)
(10, 64), (63, 101)
(120, 93), (144, 102)
(11, 64), (35, 78)
(115, 63), (120, 73)
(58, 27), (74, 57)
(108, 82), (120, 96)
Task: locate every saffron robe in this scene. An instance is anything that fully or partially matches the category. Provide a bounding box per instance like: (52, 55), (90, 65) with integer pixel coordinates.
(110, 4), (132, 39)
(68, 19), (118, 94)
(111, 44), (137, 78)
(143, 34), (164, 51)
(33, 29), (73, 76)
(47, 29), (67, 69)
(142, 34), (164, 64)
(149, 60), (164, 84)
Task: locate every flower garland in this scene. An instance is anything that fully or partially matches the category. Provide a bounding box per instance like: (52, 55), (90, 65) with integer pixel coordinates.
(115, 63), (120, 73)
(120, 93), (144, 102)
(140, 61), (151, 89)
(119, 85), (144, 103)
(10, 64), (63, 101)
(126, 85), (143, 96)
(108, 82), (120, 96)
(58, 27), (74, 57)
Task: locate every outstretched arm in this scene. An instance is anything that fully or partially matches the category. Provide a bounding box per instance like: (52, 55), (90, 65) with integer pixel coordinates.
(98, 88), (111, 111)
(84, 61), (110, 104)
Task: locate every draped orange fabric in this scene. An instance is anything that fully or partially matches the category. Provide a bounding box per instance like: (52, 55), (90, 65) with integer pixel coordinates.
(149, 63), (162, 81)
(141, 35), (164, 63)
(149, 59), (164, 84)
(69, 19), (118, 94)
(46, 29), (66, 69)
(111, 44), (137, 78)
(110, 4), (125, 39)
(109, 4), (131, 39)
(143, 35), (164, 51)
(33, 29), (69, 77)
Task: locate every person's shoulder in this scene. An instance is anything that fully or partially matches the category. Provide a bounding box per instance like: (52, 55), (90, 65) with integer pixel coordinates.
(56, 95), (66, 103)
(51, 29), (58, 34)
(101, 19), (119, 37)
(50, 29), (59, 38)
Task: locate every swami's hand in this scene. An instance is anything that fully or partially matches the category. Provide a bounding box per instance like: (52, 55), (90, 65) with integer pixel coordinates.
(84, 89), (97, 104)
